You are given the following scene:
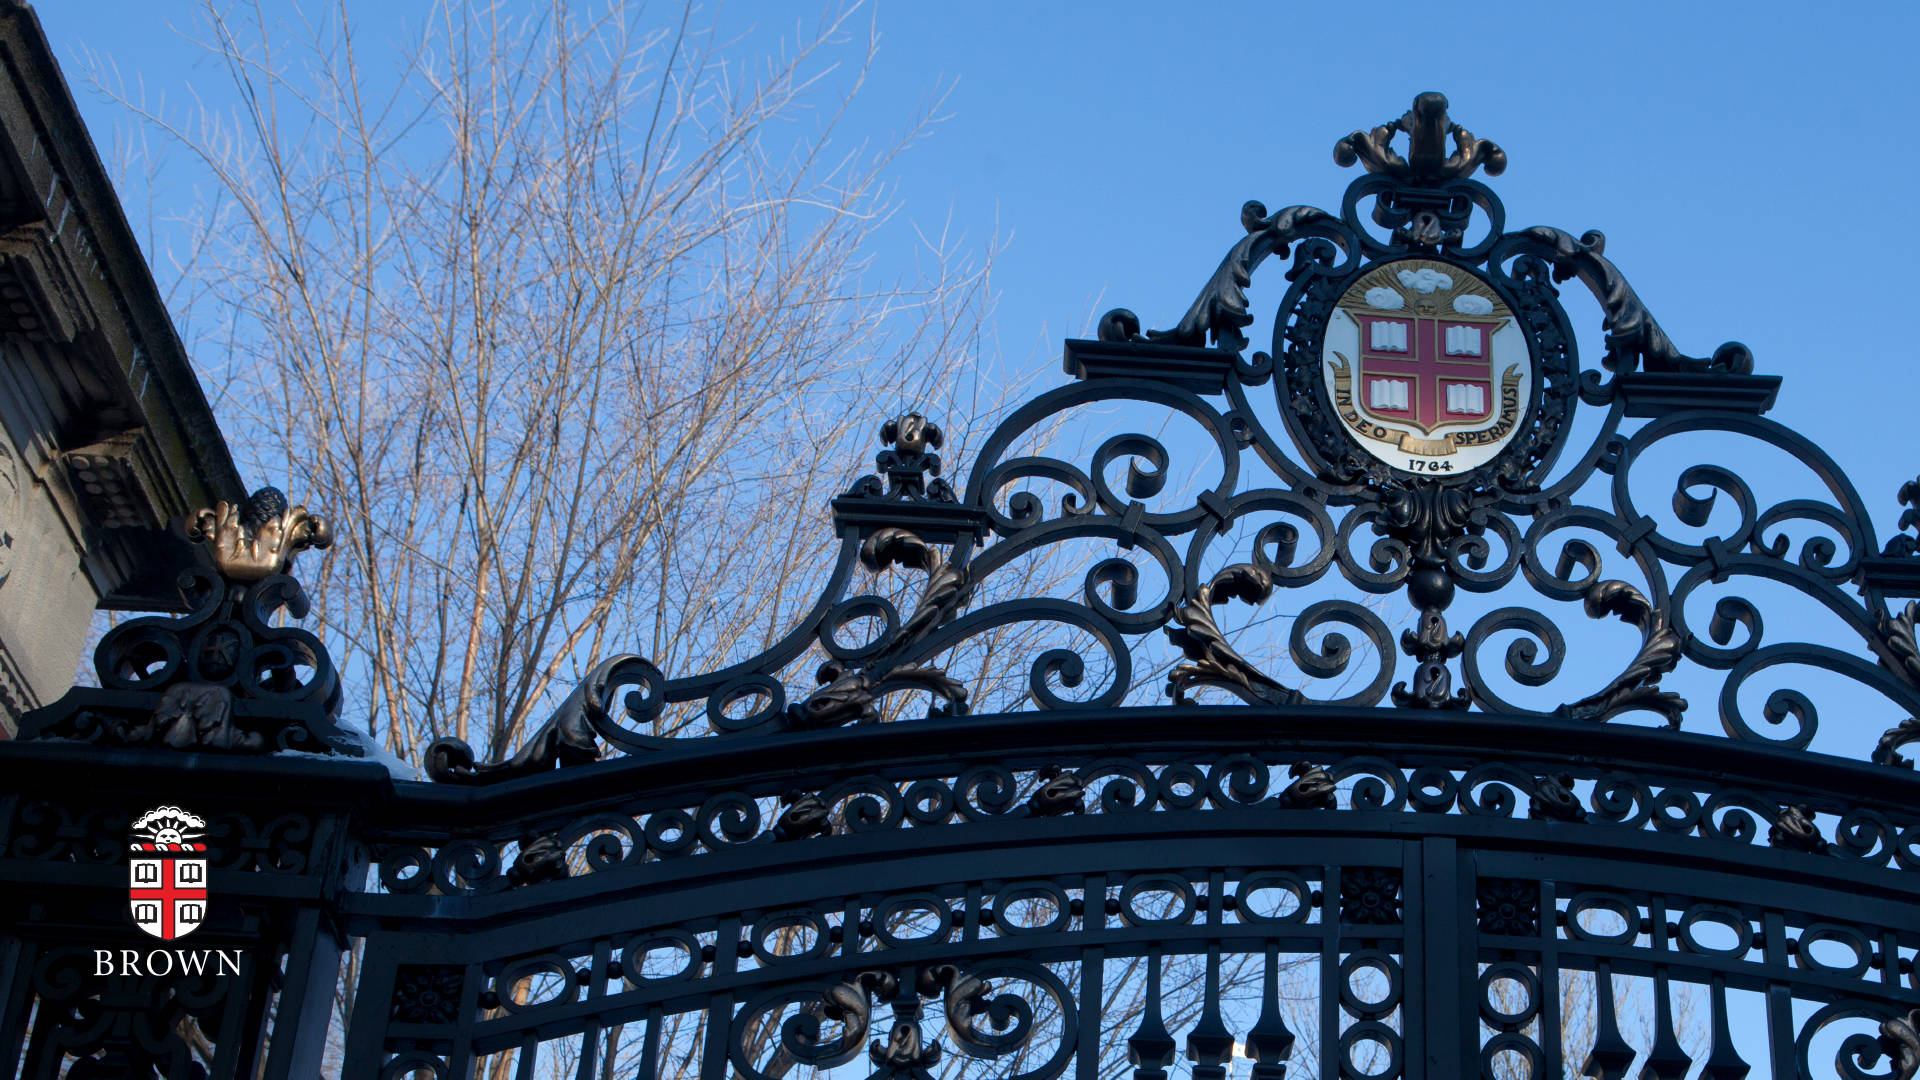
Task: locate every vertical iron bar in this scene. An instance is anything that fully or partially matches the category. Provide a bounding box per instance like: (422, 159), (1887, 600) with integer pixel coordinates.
(1640, 897), (1690, 1079)
(1244, 944), (1296, 1080)
(340, 945), (398, 1074)
(1538, 879), (1562, 1079)
(574, 940), (612, 1080)
(446, 962), (479, 1080)
(1077, 874), (1106, 1080)
(514, 1032), (539, 1080)
(1187, 945), (1233, 1080)
(0, 935), (31, 1078)
(210, 948), (258, 1080)
(702, 915), (741, 1080)
(1699, 975), (1749, 1080)
(263, 907), (341, 1080)
(1763, 912), (1796, 1078)
(577, 1022), (603, 1080)
(1126, 946), (1175, 1080)
(1077, 945), (1105, 1080)
(843, 897), (863, 960)
(1417, 837), (1463, 1073)
(1320, 863), (1340, 1080)
(1583, 959), (1635, 1080)
(633, 1004), (662, 1080)
(1642, 968), (1691, 1079)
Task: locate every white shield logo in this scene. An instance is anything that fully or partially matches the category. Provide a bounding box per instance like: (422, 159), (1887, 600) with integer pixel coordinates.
(129, 806), (209, 940)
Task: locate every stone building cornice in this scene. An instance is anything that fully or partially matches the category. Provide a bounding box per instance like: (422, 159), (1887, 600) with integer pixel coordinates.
(0, 0), (244, 611)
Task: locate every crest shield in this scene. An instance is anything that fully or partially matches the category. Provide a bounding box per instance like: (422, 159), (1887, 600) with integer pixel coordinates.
(129, 806), (209, 940)
(1321, 258), (1531, 474)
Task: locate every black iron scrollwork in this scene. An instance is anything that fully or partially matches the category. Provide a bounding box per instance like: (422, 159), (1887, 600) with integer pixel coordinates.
(731, 963), (1050, 1080)
(788, 527), (971, 728)
(426, 654), (665, 783)
(418, 90), (1920, 786)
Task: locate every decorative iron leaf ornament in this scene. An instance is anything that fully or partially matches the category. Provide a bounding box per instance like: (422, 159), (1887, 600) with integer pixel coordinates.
(1768, 803), (1828, 854)
(1510, 226), (1753, 376)
(1099, 201), (1340, 353)
(845, 412), (955, 502)
(1879, 1010), (1920, 1080)
(1277, 762), (1337, 810)
(505, 833), (569, 886)
(1166, 563), (1300, 707)
(1025, 765), (1085, 817)
(425, 654), (665, 783)
(1553, 580), (1686, 726)
(1528, 772), (1586, 822)
(772, 789), (834, 841)
(1872, 601), (1920, 767)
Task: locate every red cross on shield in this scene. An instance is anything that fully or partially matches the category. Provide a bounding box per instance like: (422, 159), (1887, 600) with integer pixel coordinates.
(130, 843), (208, 939)
(1352, 311), (1498, 434)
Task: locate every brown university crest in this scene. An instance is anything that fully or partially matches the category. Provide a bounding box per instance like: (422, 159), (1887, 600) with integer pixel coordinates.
(1320, 256), (1530, 474)
(129, 806), (209, 940)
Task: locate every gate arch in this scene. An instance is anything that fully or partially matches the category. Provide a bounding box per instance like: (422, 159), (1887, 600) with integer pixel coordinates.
(6, 91), (1920, 1079)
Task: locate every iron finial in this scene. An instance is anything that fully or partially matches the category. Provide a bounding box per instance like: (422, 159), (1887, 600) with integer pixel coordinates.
(187, 485), (333, 581)
(1884, 475), (1920, 557)
(844, 411), (956, 502)
(1334, 91), (1507, 182)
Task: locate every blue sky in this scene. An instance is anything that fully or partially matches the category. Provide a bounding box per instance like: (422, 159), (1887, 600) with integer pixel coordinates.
(41, 0), (1919, 520)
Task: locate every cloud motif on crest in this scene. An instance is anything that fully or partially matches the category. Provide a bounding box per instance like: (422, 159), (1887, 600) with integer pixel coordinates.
(1396, 268), (1454, 293)
(1452, 294), (1494, 315)
(1363, 287), (1405, 310)
(133, 806), (207, 834)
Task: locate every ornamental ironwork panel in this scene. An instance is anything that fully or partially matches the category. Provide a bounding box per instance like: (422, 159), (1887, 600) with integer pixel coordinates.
(6, 91), (1920, 1079)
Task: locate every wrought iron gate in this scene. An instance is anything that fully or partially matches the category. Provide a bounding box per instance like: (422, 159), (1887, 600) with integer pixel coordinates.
(6, 92), (1920, 1079)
